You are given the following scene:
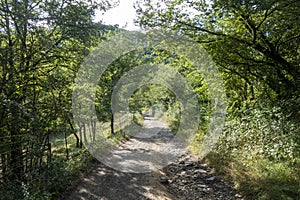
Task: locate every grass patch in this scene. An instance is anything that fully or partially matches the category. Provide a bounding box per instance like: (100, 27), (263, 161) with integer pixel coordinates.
(204, 152), (300, 200)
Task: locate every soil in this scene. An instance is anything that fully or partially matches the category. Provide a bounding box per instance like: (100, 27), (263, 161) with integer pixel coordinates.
(58, 117), (245, 200)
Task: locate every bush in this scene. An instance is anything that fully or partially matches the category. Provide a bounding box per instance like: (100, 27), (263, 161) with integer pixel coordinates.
(204, 104), (300, 199)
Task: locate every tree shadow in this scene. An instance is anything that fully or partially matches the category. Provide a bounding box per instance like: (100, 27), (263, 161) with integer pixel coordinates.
(58, 161), (172, 200)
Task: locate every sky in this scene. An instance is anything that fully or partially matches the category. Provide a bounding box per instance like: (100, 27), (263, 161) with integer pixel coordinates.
(95, 0), (140, 31)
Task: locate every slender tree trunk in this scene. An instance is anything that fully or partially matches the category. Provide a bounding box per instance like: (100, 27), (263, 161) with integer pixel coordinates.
(64, 131), (69, 160)
(92, 121), (96, 141)
(79, 125), (83, 148)
(67, 118), (80, 148)
(111, 111), (114, 135)
(83, 124), (87, 143)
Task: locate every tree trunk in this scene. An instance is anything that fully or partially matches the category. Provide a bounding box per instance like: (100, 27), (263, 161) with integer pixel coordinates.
(79, 125), (83, 148)
(91, 120), (96, 141)
(64, 131), (69, 160)
(67, 118), (80, 148)
(111, 111), (114, 135)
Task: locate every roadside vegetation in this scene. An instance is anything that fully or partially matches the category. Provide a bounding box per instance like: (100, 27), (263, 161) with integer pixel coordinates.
(202, 103), (300, 199)
(0, 0), (299, 199)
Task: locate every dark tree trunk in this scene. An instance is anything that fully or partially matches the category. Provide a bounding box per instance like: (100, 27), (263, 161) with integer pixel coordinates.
(111, 111), (114, 135)
(79, 125), (83, 148)
(67, 118), (80, 148)
(64, 131), (69, 160)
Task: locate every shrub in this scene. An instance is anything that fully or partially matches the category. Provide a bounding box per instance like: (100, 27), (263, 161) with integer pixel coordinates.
(204, 103), (300, 199)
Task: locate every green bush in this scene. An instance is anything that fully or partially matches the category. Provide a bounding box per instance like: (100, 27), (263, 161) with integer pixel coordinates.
(205, 104), (300, 199)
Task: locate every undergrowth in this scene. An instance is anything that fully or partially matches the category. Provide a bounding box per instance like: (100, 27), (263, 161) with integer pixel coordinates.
(16, 121), (133, 200)
(196, 103), (300, 199)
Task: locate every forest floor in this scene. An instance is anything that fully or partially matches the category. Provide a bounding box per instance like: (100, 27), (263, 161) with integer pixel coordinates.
(58, 117), (245, 200)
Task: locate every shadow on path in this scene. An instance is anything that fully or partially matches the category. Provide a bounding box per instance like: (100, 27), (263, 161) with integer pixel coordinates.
(59, 117), (178, 200)
(61, 161), (175, 200)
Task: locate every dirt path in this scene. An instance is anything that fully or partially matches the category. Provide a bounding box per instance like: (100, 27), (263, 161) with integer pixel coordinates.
(100, 116), (186, 173)
(60, 117), (244, 200)
(62, 162), (175, 200)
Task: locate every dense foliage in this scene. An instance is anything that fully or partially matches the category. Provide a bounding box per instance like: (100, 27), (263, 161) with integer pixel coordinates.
(0, 0), (117, 198)
(207, 103), (300, 199)
(136, 0), (300, 101)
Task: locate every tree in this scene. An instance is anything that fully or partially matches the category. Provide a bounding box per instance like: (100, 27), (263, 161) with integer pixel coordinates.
(0, 0), (115, 185)
(135, 0), (300, 102)
(96, 51), (139, 135)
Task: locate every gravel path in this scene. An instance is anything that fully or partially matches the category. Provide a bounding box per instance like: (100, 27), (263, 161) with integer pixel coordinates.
(60, 117), (245, 200)
(100, 117), (186, 173)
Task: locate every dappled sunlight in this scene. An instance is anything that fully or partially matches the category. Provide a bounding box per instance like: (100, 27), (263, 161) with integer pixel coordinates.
(98, 117), (187, 173)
